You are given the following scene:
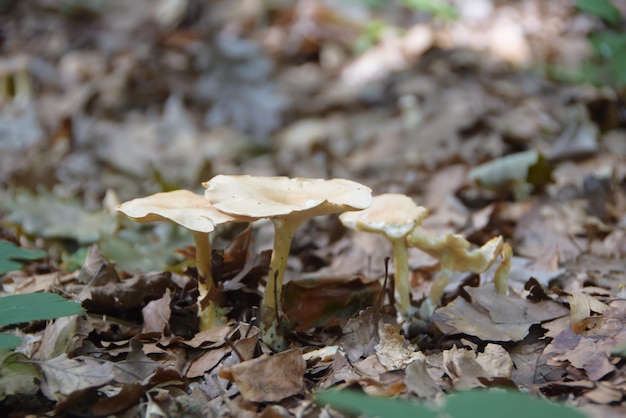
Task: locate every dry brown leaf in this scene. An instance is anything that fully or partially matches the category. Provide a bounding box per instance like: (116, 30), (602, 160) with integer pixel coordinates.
(433, 297), (532, 342)
(39, 354), (114, 401)
(568, 291), (609, 334)
(36, 315), (82, 361)
(584, 381), (624, 405)
(545, 301), (626, 381)
(81, 271), (176, 313)
(110, 339), (161, 384)
(186, 346), (231, 378)
(339, 306), (380, 361)
(475, 343), (513, 379)
(183, 325), (234, 349)
(232, 324), (260, 362)
(219, 349), (305, 402)
(465, 286), (569, 324)
(284, 274), (379, 331)
(404, 359), (440, 399)
(443, 346), (488, 390)
(142, 288), (172, 334)
(374, 323), (425, 370)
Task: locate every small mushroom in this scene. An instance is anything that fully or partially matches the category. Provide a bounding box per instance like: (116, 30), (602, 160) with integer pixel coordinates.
(116, 189), (242, 330)
(407, 228), (510, 316)
(339, 193), (429, 317)
(203, 175), (372, 349)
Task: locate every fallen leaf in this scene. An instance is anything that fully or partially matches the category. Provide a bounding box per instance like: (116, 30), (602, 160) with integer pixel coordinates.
(142, 288), (172, 334)
(568, 291), (609, 333)
(433, 296), (533, 342)
(404, 359), (440, 399)
(219, 349), (305, 402)
(475, 343), (513, 379)
(0, 350), (41, 400)
(38, 354), (114, 401)
(374, 323), (425, 370)
(186, 346), (231, 378)
(545, 301), (626, 381)
(1, 187), (116, 244)
(110, 339), (161, 384)
(443, 346), (489, 390)
(339, 306), (380, 361)
(80, 271), (175, 313)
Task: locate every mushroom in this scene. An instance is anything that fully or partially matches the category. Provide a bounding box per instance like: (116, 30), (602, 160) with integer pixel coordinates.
(203, 175), (372, 349)
(338, 193), (429, 317)
(116, 189), (242, 330)
(407, 228), (510, 316)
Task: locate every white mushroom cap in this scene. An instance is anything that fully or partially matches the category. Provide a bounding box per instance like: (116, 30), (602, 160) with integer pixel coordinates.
(202, 175), (372, 219)
(339, 193), (429, 239)
(202, 175), (373, 350)
(116, 189), (244, 332)
(339, 193), (429, 317)
(116, 189), (240, 232)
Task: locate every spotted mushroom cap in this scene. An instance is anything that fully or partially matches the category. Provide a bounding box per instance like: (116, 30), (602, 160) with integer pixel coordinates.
(116, 189), (240, 233)
(202, 175), (372, 220)
(339, 193), (429, 239)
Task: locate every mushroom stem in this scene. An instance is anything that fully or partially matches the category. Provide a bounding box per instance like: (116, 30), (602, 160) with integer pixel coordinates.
(390, 238), (411, 317)
(494, 242), (512, 294)
(429, 266), (452, 307)
(261, 216), (304, 349)
(192, 231), (216, 331)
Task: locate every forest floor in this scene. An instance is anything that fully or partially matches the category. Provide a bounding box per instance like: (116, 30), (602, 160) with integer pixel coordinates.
(1, 0), (626, 417)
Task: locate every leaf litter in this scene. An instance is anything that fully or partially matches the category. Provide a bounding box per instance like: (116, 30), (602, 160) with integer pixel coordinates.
(0, 0), (625, 417)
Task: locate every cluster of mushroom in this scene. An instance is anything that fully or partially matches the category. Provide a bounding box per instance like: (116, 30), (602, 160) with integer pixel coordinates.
(116, 177), (511, 350)
(116, 175), (372, 349)
(339, 193), (512, 318)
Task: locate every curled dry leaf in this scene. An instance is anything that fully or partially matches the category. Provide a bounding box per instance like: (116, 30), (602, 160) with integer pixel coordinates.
(568, 291), (609, 334)
(374, 323), (425, 370)
(545, 300), (626, 381)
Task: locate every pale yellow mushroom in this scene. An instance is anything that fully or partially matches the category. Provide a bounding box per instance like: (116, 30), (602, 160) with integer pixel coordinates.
(339, 193), (429, 317)
(407, 228), (510, 316)
(203, 175), (372, 350)
(116, 190), (243, 331)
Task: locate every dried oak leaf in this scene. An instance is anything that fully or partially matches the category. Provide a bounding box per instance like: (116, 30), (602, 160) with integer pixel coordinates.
(545, 300), (626, 381)
(110, 339), (161, 384)
(443, 344), (512, 390)
(81, 271), (175, 314)
(433, 285), (567, 342)
(219, 349), (305, 402)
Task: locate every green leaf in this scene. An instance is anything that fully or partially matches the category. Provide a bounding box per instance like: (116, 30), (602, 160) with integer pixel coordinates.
(575, 0), (622, 26)
(99, 222), (190, 273)
(1, 187), (117, 244)
(403, 0), (458, 20)
(469, 150), (553, 200)
(0, 293), (83, 327)
(315, 389), (586, 418)
(315, 390), (437, 418)
(443, 389), (587, 418)
(0, 334), (23, 350)
(0, 241), (47, 275)
(0, 350), (41, 399)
